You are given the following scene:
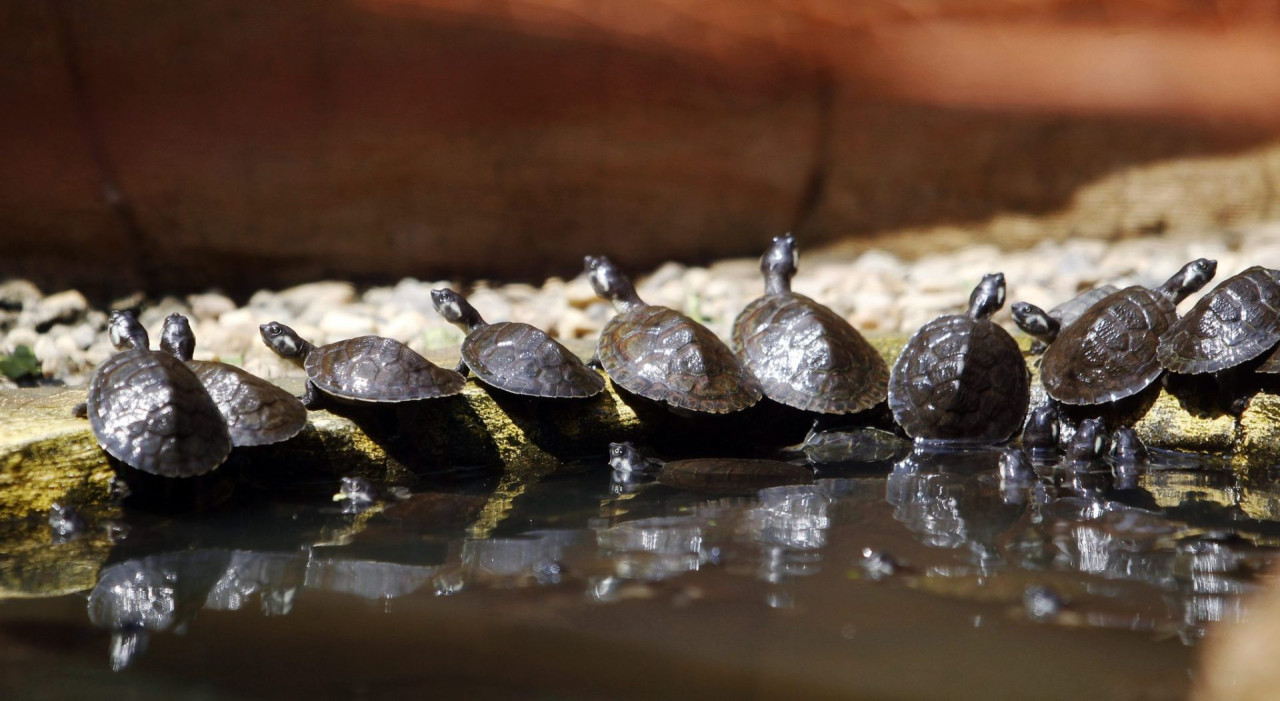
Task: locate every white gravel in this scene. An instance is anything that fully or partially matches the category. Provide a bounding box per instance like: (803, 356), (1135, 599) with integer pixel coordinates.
(2, 224), (1275, 387)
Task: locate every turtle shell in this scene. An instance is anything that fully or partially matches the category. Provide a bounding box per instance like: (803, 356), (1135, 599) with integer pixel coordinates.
(888, 314), (1029, 442)
(732, 293), (887, 414)
(462, 321), (605, 398)
(657, 458), (813, 494)
(1050, 285), (1119, 328)
(1040, 286), (1174, 404)
(305, 336), (465, 402)
(597, 305), (761, 413)
(86, 350), (231, 477)
(186, 361), (308, 446)
(1157, 266), (1280, 375)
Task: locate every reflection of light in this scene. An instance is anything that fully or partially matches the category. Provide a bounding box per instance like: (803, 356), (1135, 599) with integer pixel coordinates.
(597, 516), (707, 581)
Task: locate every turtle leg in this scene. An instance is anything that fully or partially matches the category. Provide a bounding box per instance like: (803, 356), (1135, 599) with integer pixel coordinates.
(587, 351), (603, 370)
(300, 380), (321, 409)
(454, 360), (470, 377)
(71, 402), (88, 419)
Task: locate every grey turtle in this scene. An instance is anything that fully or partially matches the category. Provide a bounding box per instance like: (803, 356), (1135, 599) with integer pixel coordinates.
(82, 311), (231, 477)
(1040, 259), (1216, 405)
(161, 314), (307, 447)
(1157, 266), (1280, 375)
(258, 321), (465, 407)
(732, 234), (888, 414)
(887, 273), (1030, 443)
(587, 255), (761, 413)
(430, 288), (604, 398)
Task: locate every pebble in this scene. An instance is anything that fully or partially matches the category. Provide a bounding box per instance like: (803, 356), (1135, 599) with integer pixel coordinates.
(2, 230), (1268, 386)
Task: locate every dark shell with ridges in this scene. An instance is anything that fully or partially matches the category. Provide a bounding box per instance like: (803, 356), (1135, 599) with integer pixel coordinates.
(657, 458), (813, 494)
(306, 336), (465, 402)
(1041, 286), (1174, 404)
(1157, 266), (1280, 375)
(462, 321), (604, 398)
(186, 361), (308, 446)
(888, 314), (1029, 442)
(732, 293), (888, 414)
(86, 350), (231, 477)
(597, 305), (762, 413)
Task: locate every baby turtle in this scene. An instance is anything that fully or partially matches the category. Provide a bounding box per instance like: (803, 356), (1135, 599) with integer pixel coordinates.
(161, 314), (307, 447)
(586, 255), (761, 413)
(732, 234), (888, 414)
(82, 311), (231, 477)
(258, 322), (465, 407)
(1040, 259), (1216, 405)
(887, 273), (1030, 443)
(430, 288), (604, 398)
(609, 441), (812, 495)
(1157, 266), (1280, 375)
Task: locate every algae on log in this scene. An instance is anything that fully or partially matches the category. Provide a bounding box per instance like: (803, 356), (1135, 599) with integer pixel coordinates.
(2, 340), (1280, 521)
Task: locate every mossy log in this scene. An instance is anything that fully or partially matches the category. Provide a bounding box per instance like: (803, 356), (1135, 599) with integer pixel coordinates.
(1, 339), (1279, 522)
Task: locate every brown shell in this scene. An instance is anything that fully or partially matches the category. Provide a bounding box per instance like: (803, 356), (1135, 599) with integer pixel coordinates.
(187, 360), (308, 446)
(462, 321), (605, 398)
(887, 315), (1029, 442)
(305, 336), (465, 402)
(1041, 286), (1174, 404)
(86, 350), (231, 477)
(657, 458), (813, 495)
(732, 293), (888, 414)
(597, 305), (761, 413)
(1157, 266), (1280, 375)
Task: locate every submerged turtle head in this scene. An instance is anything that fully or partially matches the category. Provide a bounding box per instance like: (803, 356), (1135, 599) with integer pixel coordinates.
(585, 255), (643, 312)
(761, 233), (798, 296)
(967, 273), (1006, 320)
(107, 310), (149, 351)
(430, 288), (486, 333)
(1011, 302), (1060, 345)
(258, 321), (313, 365)
(1021, 403), (1060, 455)
(1110, 426), (1148, 464)
(608, 441), (650, 473)
(1065, 417), (1108, 464)
(1159, 258), (1217, 304)
(159, 313), (195, 362)
(998, 448), (1035, 484)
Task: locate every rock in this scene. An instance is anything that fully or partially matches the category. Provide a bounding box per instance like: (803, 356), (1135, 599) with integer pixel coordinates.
(20, 290), (88, 332)
(0, 279), (41, 311)
(188, 292), (237, 321)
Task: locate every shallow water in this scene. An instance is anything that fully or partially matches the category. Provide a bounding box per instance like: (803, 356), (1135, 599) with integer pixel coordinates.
(2, 447), (1276, 700)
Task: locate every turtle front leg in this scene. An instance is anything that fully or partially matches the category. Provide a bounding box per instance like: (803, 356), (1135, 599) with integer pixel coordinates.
(454, 359), (470, 377)
(300, 380), (321, 409)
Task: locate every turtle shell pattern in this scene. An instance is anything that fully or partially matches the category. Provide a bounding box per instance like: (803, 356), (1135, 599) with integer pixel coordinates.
(1040, 286), (1173, 404)
(462, 321), (605, 398)
(86, 350), (231, 477)
(187, 361), (308, 446)
(1050, 285), (1118, 327)
(888, 314), (1029, 441)
(1157, 266), (1280, 375)
(658, 458), (813, 494)
(732, 293), (888, 413)
(305, 336), (465, 402)
(597, 305), (761, 413)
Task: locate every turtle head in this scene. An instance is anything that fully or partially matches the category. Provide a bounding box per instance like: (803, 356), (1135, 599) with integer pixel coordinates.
(1021, 402), (1060, 454)
(430, 288), (486, 332)
(998, 448), (1034, 484)
(761, 233), (797, 295)
(159, 313), (195, 362)
(258, 321), (311, 364)
(107, 310), (149, 351)
(967, 273), (1006, 320)
(1065, 417), (1108, 464)
(1110, 426), (1148, 463)
(1011, 302), (1059, 345)
(608, 441), (649, 473)
(585, 255), (643, 311)
(1160, 258), (1217, 304)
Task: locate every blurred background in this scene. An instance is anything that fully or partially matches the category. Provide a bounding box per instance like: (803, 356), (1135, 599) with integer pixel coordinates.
(5, 0), (1280, 300)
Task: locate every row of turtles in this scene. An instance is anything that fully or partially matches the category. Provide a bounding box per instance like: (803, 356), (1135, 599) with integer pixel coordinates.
(79, 234), (1277, 479)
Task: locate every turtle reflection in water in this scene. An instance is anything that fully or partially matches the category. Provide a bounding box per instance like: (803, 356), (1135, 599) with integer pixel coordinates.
(783, 422), (908, 464)
(888, 273), (1030, 443)
(79, 310), (231, 477)
(430, 287), (604, 398)
(587, 255), (761, 414)
(608, 441), (811, 495)
(161, 313), (307, 446)
(258, 321), (465, 407)
(732, 234), (887, 414)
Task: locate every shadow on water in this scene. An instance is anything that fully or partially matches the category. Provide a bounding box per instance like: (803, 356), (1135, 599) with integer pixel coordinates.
(8, 432), (1280, 698)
